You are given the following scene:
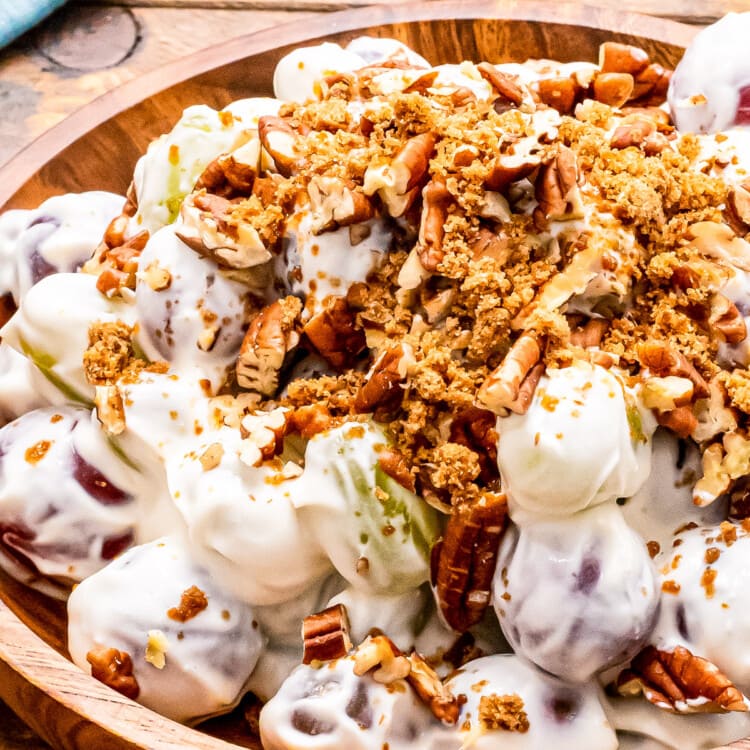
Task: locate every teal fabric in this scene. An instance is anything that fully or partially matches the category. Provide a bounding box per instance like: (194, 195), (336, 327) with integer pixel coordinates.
(0, 0), (67, 48)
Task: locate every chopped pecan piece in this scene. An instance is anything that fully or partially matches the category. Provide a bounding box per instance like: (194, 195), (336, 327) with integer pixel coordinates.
(353, 343), (414, 416)
(654, 405), (698, 439)
(484, 153), (540, 193)
(195, 153), (257, 198)
(239, 407), (289, 466)
(432, 491), (508, 632)
(287, 403), (334, 439)
(302, 297), (366, 369)
(534, 146), (584, 221)
(94, 385), (126, 436)
(237, 296), (302, 396)
(476, 62), (525, 106)
(417, 179), (452, 272)
(87, 646), (140, 700)
(727, 182), (750, 233)
(616, 645), (748, 713)
(302, 604), (353, 664)
(353, 634), (410, 683)
(708, 293), (747, 344)
(377, 446), (415, 492)
(307, 175), (375, 234)
(406, 651), (466, 725)
(477, 332), (544, 416)
(86, 217), (149, 297)
(257, 116), (301, 177)
(637, 341), (709, 399)
(177, 191), (272, 269)
(569, 318), (609, 348)
(363, 132), (436, 217)
(449, 407), (499, 484)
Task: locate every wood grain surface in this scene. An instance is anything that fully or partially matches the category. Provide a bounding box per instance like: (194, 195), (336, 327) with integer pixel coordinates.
(0, 1), (748, 750)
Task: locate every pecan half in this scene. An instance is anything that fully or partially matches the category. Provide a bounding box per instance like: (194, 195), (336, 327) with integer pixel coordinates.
(432, 491), (508, 632)
(631, 64), (672, 105)
(637, 341), (709, 399)
(536, 76), (579, 114)
(406, 651), (466, 725)
(302, 604), (353, 664)
(417, 179), (452, 272)
(353, 343), (414, 416)
(307, 175), (375, 234)
(257, 116), (301, 177)
(593, 72), (634, 108)
(599, 42), (650, 76)
(363, 132), (436, 217)
(535, 146), (584, 221)
(476, 62), (525, 106)
(87, 646), (140, 700)
(353, 634), (410, 683)
(616, 645), (748, 713)
(237, 296), (302, 396)
(476, 332), (544, 416)
(302, 296), (366, 369)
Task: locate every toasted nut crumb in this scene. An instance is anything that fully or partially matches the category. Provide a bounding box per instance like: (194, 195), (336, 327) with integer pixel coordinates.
(145, 630), (169, 670)
(199, 443), (224, 471)
(167, 585), (208, 622)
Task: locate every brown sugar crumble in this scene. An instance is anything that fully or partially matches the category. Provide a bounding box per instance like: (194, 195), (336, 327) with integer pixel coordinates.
(478, 692), (530, 732)
(167, 585), (209, 622)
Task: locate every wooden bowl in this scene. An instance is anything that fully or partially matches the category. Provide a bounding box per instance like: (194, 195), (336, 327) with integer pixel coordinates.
(0, 2), (740, 749)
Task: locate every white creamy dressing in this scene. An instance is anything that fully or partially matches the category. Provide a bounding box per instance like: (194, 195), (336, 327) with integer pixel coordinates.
(1, 272), (137, 405)
(496, 360), (655, 522)
(67, 535), (263, 723)
(0, 191), (123, 304)
(493, 503), (659, 682)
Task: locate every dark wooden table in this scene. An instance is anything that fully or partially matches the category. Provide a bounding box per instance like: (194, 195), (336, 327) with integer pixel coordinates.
(0, 0), (739, 746)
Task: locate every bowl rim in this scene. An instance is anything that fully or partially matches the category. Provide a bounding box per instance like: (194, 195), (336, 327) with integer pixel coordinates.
(0, 2), (702, 749)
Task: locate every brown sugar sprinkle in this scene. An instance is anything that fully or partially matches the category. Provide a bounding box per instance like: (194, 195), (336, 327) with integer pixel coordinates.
(24, 439), (52, 464)
(719, 521), (738, 546)
(167, 585), (209, 622)
(478, 693), (530, 733)
(701, 567), (718, 598)
(705, 547), (721, 564)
